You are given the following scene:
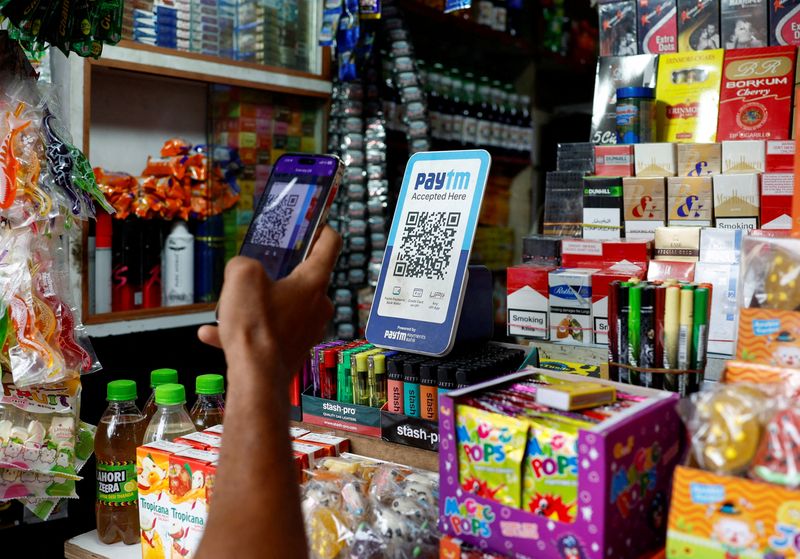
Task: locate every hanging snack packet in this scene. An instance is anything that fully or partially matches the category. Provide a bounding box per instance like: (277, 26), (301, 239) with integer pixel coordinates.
(522, 416), (588, 524)
(0, 468), (77, 501)
(750, 405), (800, 488)
(456, 405), (527, 508)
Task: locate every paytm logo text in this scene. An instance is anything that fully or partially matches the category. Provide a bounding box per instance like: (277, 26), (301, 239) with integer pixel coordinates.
(413, 170), (470, 191)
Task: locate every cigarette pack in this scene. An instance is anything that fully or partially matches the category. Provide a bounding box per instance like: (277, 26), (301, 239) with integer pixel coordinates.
(168, 449), (218, 558)
(647, 259), (697, 281)
(557, 142), (595, 173)
(712, 173), (760, 229)
(535, 382), (617, 410)
(718, 47), (796, 140)
(676, 142), (722, 175)
(522, 235), (563, 265)
(722, 139), (767, 172)
(634, 142), (678, 176)
(507, 264), (557, 340)
(591, 55), (659, 145)
(667, 176), (713, 226)
(583, 177), (625, 240)
(560, 238), (652, 268)
(699, 227), (744, 263)
(544, 171), (585, 236)
(623, 176), (667, 240)
(654, 225), (702, 261)
(599, 0), (639, 56)
(677, 0), (721, 50)
(592, 264), (647, 344)
(548, 268), (599, 345)
(656, 50), (724, 142)
(769, 0), (800, 45)
(638, 0), (679, 53)
(721, 0), (768, 49)
(694, 262), (740, 355)
(594, 145), (635, 175)
(761, 173), (794, 229)
(766, 139), (796, 171)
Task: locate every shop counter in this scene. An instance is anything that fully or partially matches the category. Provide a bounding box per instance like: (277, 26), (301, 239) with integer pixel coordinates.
(65, 530), (140, 559)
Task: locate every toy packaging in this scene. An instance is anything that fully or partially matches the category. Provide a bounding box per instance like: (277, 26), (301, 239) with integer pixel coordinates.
(440, 370), (682, 559)
(656, 50), (724, 142)
(677, 0), (721, 50)
(598, 0), (639, 56)
(591, 55), (659, 145)
(769, 0), (800, 45)
(718, 47), (797, 140)
(721, 0), (768, 49)
(638, 0), (679, 53)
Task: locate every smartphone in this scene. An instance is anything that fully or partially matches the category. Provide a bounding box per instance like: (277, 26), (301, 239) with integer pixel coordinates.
(239, 153), (343, 280)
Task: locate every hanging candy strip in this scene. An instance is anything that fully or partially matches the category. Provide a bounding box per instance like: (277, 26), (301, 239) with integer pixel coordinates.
(0, 104), (30, 209)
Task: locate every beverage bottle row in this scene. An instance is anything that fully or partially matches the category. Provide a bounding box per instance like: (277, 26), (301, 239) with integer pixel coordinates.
(95, 371), (225, 545)
(423, 63), (533, 156)
(475, 0), (525, 36)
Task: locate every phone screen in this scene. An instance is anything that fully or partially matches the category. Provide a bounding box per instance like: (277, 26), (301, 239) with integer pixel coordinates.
(240, 155), (339, 280)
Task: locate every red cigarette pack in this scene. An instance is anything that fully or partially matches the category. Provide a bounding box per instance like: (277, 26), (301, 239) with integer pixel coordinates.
(766, 140), (795, 171)
(646, 260), (696, 281)
(560, 239), (651, 269)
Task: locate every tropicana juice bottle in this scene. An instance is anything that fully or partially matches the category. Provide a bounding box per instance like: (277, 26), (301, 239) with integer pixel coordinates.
(96, 380), (147, 545)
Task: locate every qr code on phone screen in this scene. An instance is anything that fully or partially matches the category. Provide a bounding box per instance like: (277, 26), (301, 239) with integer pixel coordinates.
(393, 211), (460, 280)
(250, 193), (299, 247)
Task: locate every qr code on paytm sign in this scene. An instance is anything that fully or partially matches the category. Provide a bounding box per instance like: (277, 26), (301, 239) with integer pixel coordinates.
(250, 192), (299, 247)
(393, 211), (460, 280)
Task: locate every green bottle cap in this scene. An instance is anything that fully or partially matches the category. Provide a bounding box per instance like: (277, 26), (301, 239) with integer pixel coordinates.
(155, 383), (186, 406)
(107, 380), (137, 402)
(150, 368), (178, 388)
(196, 374), (225, 395)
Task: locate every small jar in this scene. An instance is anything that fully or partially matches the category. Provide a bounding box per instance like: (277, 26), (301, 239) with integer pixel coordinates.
(616, 87), (656, 144)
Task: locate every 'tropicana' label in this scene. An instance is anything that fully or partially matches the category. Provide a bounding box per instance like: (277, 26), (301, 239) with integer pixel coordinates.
(97, 461), (137, 505)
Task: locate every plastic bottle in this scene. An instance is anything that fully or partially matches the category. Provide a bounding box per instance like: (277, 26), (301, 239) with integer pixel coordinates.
(475, 77), (493, 147)
(95, 380), (146, 545)
(461, 75), (478, 147)
(94, 211), (112, 313)
(143, 383), (197, 443)
(163, 220), (194, 307)
(190, 374), (225, 430)
(143, 368), (179, 421)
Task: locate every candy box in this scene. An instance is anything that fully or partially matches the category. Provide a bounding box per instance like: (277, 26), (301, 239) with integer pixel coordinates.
(548, 268), (599, 346)
(667, 176), (713, 226)
(168, 449), (217, 559)
(507, 264), (557, 340)
(137, 440), (192, 559)
(667, 466), (800, 558)
(677, 0), (721, 51)
(638, 0), (678, 54)
(761, 173), (793, 229)
(439, 370), (682, 559)
(656, 51), (724, 142)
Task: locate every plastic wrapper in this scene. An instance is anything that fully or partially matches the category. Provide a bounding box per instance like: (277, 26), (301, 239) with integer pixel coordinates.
(750, 404), (800, 488)
(0, 374), (81, 477)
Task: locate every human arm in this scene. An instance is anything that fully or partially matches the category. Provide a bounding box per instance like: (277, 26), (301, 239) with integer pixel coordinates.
(194, 226), (341, 559)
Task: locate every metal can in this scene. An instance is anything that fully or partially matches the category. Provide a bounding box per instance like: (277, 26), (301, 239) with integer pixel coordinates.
(616, 87), (656, 144)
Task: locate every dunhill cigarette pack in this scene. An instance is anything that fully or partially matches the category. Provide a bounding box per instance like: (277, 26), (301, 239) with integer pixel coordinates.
(583, 177), (625, 240)
(594, 145), (635, 175)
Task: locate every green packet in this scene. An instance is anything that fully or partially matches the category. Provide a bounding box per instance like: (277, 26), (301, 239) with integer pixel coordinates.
(456, 404), (528, 508)
(522, 415), (591, 524)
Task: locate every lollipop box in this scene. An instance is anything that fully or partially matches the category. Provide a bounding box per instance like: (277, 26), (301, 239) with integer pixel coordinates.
(438, 370), (682, 559)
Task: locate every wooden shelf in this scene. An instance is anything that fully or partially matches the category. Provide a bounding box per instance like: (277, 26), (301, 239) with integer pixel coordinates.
(89, 42), (332, 98)
(85, 307), (216, 337)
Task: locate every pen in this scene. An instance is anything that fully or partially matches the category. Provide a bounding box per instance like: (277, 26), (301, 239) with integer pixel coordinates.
(691, 287), (709, 394)
(678, 287), (694, 396)
(663, 285), (680, 392)
(628, 284), (642, 385)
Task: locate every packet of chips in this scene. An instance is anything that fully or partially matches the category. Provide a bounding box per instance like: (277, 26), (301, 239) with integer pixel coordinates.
(456, 405), (528, 508)
(522, 416), (589, 523)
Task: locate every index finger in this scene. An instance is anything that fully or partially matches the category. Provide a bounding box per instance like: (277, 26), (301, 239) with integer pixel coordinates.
(291, 226), (342, 283)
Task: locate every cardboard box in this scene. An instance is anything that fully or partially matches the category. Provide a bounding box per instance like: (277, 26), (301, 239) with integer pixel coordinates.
(439, 371), (682, 559)
(718, 47), (796, 140)
(667, 466), (800, 559)
(301, 388), (382, 437)
(638, 0), (678, 53)
(168, 449), (217, 558)
(676, 143), (722, 176)
(654, 226), (702, 261)
(296, 432), (351, 455)
(173, 432), (222, 452)
(594, 145), (634, 175)
(634, 143), (678, 176)
(592, 264), (647, 345)
(769, 0), (800, 45)
(721, 140), (767, 173)
(507, 265), (557, 340)
(667, 176), (713, 226)
(761, 173), (793, 229)
(137, 441), (193, 559)
(289, 426), (310, 439)
(598, 0), (639, 56)
(721, 0), (768, 50)
(677, 0), (721, 51)
(548, 268), (598, 345)
(583, 177), (625, 240)
(623, 176), (667, 240)
(694, 262), (739, 355)
(712, 173), (760, 229)
(560, 238), (652, 268)
(766, 139), (795, 171)
(380, 409), (439, 451)
(699, 228), (743, 263)
(203, 424), (223, 436)
(647, 259), (697, 281)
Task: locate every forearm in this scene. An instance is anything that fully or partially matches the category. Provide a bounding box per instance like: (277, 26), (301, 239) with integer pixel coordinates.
(197, 351), (307, 559)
